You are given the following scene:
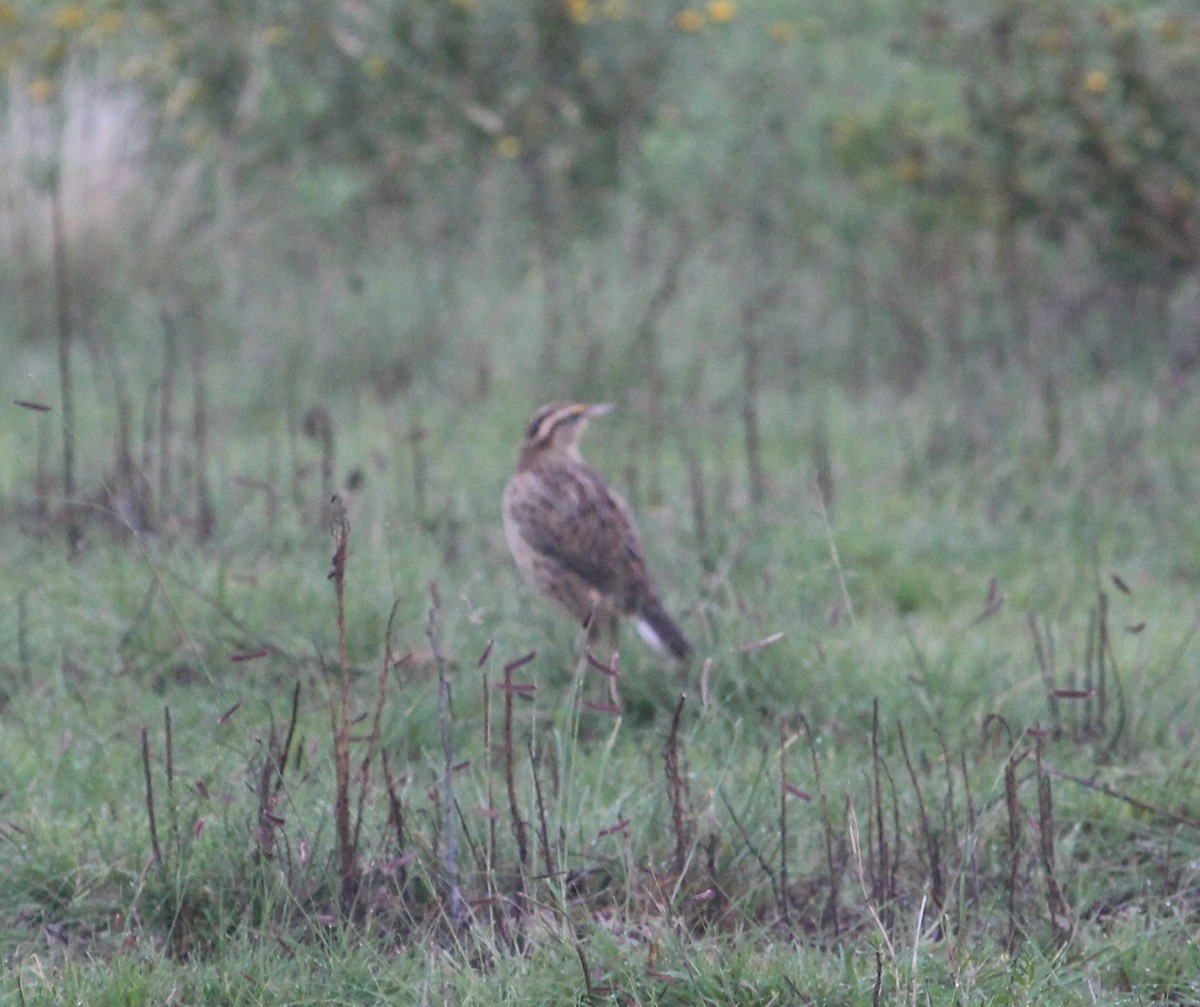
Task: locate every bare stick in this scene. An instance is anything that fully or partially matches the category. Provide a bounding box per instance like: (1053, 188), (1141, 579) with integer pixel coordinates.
(575, 942), (595, 999)
(529, 737), (556, 881)
(1097, 590), (1109, 737)
(1035, 737), (1072, 946)
(502, 652), (535, 876)
(778, 716), (790, 926)
(897, 723), (944, 935)
(164, 707), (179, 854)
(191, 337), (215, 541)
(718, 782), (777, 899)
(740, 299), (766, 507)
(815, 484), (854, 624)
(799, 714), (840, 935)
(1028, 614), (1060, 737)
(352, 602), (401, 853)
(325, 495), (358, 913)
(49, 169), (79, 554)
(1004, 746), (1024, 954)
(427, 590), (464, 929)
(479, 643), (497, 896)
(663, 693), (690, 877)
(159, 311), (178, 521)
(140, 728), (165, 880)
(381, 751), (408, 890)
(870, 700), (888, 912)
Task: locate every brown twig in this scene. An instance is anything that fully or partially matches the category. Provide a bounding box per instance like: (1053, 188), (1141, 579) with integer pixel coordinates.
(1004, 744), (1026, 954)
(381, 751), (408, 890)
(427, 588), (465, 929)
(663, 693), (690, 878)
(501, 651), (535, 880)
(191, 337), (215, 541)
(529, 737), (556, 882)
(1043, 766), (1200, 830)
(869, 700), (889, 919)
(799, 714), (840, 935)
(49, 167), (79, 554)
(898, 722), (944, 935)
(1035, 737), (1072, 946)
(778, 717), (790, 927)
(740, 299), (766, 507)
(1028, 613), (1060, 738)
(164, 707), (178, 854)
(352, 602), (402, 854)
(158, 311), (178, 523)
(325, 495), (358, 914)
(479, 642), (497, 900)
(140, 727), (165, 881)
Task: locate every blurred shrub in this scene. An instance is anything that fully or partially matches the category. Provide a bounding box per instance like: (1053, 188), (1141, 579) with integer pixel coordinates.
(834, 1), (1200, 293)
(3, 0), (1196, 381)
(116, 0), (680, 224)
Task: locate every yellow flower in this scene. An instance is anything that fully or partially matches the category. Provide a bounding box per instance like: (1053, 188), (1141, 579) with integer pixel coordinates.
(707, 0), (735, 22)
(52, 4), (87, 30)
(1084, 70), (1108, 94)
(27, 76), (55, 103)
(676, 9), (704, 31)
(496, 135), (521, 159)
(565, 0), (591, 24)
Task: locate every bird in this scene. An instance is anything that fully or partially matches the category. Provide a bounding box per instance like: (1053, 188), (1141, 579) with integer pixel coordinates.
(502, 402), (693, 662)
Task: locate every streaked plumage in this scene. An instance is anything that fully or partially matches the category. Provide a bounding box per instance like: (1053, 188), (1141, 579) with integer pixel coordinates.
(503, 403), (692, 661)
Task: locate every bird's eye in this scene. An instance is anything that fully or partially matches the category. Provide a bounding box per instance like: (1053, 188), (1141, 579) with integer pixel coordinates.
(527, 403), (568, 441)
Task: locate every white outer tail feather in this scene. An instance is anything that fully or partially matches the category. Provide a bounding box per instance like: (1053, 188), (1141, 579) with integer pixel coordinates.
(635, 617), (667, 654)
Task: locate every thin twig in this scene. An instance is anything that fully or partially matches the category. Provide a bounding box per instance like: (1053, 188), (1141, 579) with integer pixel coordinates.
(325, 495), (358, 913)
(664, 693), (690, 877)
(1035, 738), (1072, 947)
(428, 590), (465, 929)
(140, 727), (165, 881)
(49, 167), (79, 554)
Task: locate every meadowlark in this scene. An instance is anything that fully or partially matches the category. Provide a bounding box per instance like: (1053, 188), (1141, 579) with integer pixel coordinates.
(502, 402), (693, 661)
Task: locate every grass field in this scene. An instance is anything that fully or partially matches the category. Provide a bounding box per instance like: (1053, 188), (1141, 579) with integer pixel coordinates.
(3, 1), (1200, 1004)
(4, 361), (1200, 1005)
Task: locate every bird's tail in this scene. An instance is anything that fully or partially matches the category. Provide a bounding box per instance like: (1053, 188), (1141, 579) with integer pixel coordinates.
(634, 594), (693, 662)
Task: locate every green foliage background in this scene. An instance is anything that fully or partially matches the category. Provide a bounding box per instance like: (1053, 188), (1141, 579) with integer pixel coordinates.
(2, 1), (1200, 1004)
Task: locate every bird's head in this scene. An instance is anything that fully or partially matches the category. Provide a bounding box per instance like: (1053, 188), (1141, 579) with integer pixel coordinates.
(518, 401), (614, 468)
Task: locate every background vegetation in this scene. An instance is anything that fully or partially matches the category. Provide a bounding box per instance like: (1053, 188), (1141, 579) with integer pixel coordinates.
(2, 0), (1199, 1003)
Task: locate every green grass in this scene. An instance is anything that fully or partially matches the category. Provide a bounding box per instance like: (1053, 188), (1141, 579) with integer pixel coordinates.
(4, 1), (1200, 1000)
(3, 359), (1200, 1004)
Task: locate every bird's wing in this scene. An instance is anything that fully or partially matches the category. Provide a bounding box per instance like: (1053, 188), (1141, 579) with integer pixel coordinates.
(506, 464), (646, 602)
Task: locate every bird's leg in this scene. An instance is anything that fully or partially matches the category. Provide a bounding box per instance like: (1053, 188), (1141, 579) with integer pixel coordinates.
(579, 608), (618, 707)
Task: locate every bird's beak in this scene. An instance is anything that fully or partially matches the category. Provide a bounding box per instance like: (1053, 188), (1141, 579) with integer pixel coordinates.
(584, 403), (615, 419)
